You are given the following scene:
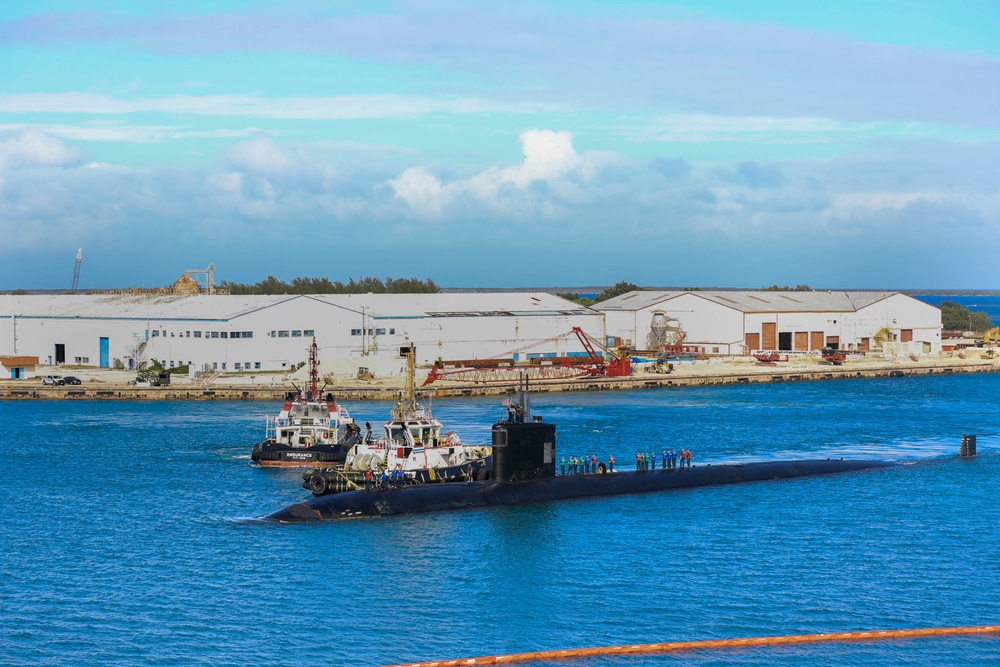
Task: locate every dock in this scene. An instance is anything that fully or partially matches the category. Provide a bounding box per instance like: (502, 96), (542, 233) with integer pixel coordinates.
(3, 359), (997, 400)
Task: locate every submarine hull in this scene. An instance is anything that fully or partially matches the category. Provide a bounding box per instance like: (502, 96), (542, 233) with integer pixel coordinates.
(268, 459), (896, 522)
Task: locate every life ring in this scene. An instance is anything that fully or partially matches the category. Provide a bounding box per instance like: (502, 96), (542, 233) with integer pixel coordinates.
(318, 432), (328, 444)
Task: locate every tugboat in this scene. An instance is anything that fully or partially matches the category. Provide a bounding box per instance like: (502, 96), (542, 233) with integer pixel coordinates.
(301, 345), (491, 496)
(250, 338), (358, 467)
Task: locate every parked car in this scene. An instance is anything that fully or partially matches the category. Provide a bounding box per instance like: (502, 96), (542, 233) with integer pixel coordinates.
(42, 375), (65, 385)
(63, 376), (82, 385)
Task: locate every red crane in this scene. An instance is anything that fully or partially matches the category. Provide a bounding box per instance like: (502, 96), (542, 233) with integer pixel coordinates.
(422, 327), (631, 385)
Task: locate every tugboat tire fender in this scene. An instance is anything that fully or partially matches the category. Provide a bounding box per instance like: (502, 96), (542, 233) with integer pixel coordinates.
(309, 475), (328, 496)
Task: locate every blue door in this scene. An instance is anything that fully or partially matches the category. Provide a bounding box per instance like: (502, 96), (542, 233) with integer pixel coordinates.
(100, 337), (109, 368)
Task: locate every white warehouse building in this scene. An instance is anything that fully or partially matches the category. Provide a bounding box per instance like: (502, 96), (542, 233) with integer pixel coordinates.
(0, 292), (605, 373)
(595, 291), (942, 355)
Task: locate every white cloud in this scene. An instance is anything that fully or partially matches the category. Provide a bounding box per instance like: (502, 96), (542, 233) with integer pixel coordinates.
(0, 122), (265, 144)
(0, 92), (554, 120)
(388, 167), (445, 217)
(227, 136), (294, 174)
(0, 129), (83, 170)
(389, 129), (622, 218)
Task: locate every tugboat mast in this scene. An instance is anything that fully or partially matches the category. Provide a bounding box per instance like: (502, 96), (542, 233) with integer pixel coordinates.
(307, 337), (320, 399)
(392, 345), (418, 421)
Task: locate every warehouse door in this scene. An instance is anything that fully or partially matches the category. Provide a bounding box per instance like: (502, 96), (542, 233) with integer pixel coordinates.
(862, 338), (870, 351)
(810, 332), (824, 350)
(900, 329), (913, 342)
(794, 332), (808, 351)
(745, 332), (760, 351)
(826, 336), (840, 349)
(100, 337), (109, 368)
(54, 344), (65, 364)
(762, 323), (776, 349)
(778, 332), (792, 350)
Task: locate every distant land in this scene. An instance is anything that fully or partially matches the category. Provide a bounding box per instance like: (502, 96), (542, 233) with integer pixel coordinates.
(3, 287), (1000, 296)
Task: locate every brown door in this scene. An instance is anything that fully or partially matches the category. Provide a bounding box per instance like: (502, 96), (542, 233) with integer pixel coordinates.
(862, 338), (870, 351)
(745, 332), (760, 351)
(794, 332), (808, 351)
(901, 329), (913, 342)
(762, 323), (776, 350)
(810, 332), (824, 350)
(826, 336), (840, 348)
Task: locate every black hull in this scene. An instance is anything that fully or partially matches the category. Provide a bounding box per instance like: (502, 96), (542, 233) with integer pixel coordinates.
(268, 459), (897, 521)
(251, 442), (349, 466)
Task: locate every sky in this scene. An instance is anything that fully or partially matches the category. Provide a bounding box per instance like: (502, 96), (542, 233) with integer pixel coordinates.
(0, 0), (998, 290)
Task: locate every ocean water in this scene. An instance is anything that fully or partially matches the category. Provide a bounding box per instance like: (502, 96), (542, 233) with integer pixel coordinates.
(914, 294), (1000, 325)
(2, 374), (999, 667)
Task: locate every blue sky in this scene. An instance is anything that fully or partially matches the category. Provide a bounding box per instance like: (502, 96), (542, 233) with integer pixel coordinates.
(1, 0), (998, 290)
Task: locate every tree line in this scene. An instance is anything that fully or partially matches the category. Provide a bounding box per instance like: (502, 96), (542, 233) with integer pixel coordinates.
(939, 300), (993, 332)
(220, 276), (441, 295)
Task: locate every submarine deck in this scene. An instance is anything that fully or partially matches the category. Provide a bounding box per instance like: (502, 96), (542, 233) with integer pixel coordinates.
(268, 458), (897, 522)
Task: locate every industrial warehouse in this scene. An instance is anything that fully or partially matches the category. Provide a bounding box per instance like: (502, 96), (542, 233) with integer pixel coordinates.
(0, 287), (942, 379)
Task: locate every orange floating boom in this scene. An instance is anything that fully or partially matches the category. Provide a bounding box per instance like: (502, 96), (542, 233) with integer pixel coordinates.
(377, 625), (1000, 667)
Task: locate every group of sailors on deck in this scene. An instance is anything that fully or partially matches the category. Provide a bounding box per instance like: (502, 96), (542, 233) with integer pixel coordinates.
(364, 465), (405, 491)
(637, 449), (692, 470)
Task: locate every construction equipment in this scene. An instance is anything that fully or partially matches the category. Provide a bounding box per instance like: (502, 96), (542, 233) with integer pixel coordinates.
(71, 248), (82, 293)
(422, 327), (630, 386)
(873, 327), (896, 349)
(357, 366), (374, 381)
(982, 327), (1000, 345)
(820, 347), (847, 365)
(651, 358), (673, 374)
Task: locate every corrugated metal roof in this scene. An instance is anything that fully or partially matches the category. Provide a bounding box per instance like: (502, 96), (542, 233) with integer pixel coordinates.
(0, 292), (592, 321)
(595, 290), (897, 313)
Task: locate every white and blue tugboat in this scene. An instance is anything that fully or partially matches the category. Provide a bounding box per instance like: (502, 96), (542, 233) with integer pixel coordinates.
(302, 345), (491, 496)
(251, 338), (357, 467)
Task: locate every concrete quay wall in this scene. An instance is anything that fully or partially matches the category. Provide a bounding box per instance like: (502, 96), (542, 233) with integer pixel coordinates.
(3, 361), (997, 401)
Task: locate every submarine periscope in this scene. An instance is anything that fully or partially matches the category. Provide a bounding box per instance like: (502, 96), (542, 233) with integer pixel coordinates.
(267, 385), (897, 522)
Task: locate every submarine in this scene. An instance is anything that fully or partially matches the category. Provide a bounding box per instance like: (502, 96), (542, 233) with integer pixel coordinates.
(267, 383), (897, 522)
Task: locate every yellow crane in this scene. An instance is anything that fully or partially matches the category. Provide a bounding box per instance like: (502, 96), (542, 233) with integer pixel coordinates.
(873, 327), (896, 349)
(983, 327), (1000, 344)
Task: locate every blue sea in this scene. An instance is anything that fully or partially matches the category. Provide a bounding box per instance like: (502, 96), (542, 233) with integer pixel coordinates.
(914, 294), (1000, 325)
(2, 374), (999, 667)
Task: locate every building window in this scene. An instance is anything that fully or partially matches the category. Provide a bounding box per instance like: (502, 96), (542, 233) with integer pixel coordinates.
(351, 329), (361, 336)
(221, 363), (226, 370)
(152, 330), (159, 337)
(292, 330), (301, 337)
(376, 328), (386, 335)
(254, 362), (261, 369)
(169, 361), (175, 368)
(212, 362), (218, 370)
(194, 331), (202, 338)
(245, 332), (253, 338)
(278, 331), (289, 338)
(303, 329), (314, 336)
(211, 331), (219, 339)
(186, 331), (190, 337)
(222, 332), (229, 338)
(389, 328), (395, 335)
(74, 356), (90, 364)
(244, 361), (250, 369)
(235, 362), (241, 370)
